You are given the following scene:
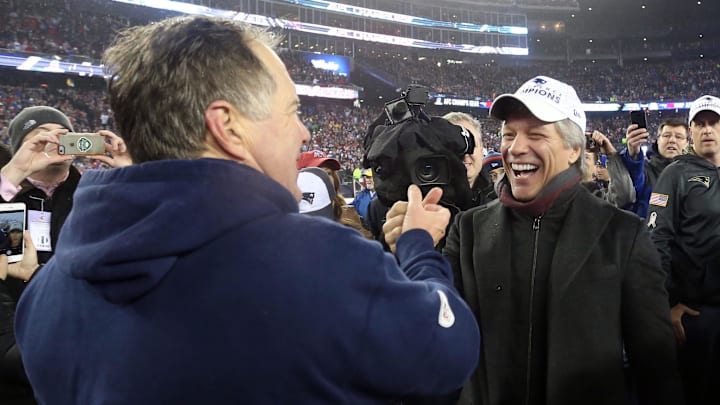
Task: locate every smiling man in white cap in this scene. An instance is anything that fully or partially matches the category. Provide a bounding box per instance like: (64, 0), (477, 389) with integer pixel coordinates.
(438, 75), (683, 404)
(648, 94), (720, 405)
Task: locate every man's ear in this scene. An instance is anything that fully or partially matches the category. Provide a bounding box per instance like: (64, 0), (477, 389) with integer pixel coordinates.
(568, 146), (581, 166)
(204, 100), (251, 160)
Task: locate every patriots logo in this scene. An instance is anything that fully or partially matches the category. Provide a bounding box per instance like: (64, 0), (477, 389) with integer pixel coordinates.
(22, 119), (37, 130)
(688, 176), (710, 188)
(302, 192), (315, 204)
(533, 78), (547, 85)
(312, 150), (325, 158)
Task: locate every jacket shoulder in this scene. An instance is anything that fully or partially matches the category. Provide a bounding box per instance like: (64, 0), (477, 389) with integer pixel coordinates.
(576, 186), (645, 228)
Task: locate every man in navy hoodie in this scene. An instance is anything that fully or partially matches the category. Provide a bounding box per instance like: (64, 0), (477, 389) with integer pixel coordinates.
(13, 16), (480, 404)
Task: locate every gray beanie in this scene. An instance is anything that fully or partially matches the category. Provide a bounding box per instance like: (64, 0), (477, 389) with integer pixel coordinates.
(8, 106), (73, 154)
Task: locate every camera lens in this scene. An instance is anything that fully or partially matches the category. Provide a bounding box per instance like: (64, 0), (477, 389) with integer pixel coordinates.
(416, 160), (440, 183)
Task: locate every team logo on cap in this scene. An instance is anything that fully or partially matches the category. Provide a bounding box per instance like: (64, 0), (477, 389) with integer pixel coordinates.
(301, 192), (315, 204)
(22, 119), (37, 130)
(522, 78), (561, 104)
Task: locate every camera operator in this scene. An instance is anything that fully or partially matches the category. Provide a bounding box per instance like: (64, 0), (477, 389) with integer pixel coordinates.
(582, 130), (636, 207)
(442, 112), (495, 206)
(362, 92), (476, 251)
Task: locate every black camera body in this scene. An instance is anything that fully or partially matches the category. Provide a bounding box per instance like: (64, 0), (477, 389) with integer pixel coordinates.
(363, 87), (475, 211)
(383, 86), (429, 125)
(585, 133), (598, 152)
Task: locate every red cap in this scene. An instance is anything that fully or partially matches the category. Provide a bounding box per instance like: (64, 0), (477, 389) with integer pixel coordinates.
(297, 150), (341, 170)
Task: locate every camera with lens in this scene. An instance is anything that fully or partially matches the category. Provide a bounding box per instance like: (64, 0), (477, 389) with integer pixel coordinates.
(363, 86), (475, 211)
(383, 86), (430, 125)
(585, 132), (599, 153)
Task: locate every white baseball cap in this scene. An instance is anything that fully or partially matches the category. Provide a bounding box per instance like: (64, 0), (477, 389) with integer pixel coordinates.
(297, 167), (335, 220)
(490, 75), (586, 133)
(688, 95), (720, 125)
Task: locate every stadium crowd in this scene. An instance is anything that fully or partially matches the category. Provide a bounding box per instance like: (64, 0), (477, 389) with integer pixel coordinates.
(0, 0), (710, 170)
(0, 79), (690, 174)
(0, 5), (719, 405)
(358, 52), (720, 103)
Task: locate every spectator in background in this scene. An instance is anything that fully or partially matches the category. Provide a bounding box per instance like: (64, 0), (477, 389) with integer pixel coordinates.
(298, 150), (371, 237)
(582, 129), (636, 208)
(385, 75), (683, 405)
(443, 112), (494, 206)
(297, 167), (336, 220)
(350, 168), (375, 220)
(0, 106), (130, 404)
(0, 230), (37, 405)
(649, 95), (720, 405)
(14, 16), (480, 404)
(621, 117), (689, 218)
(296, 149), (341, 172)
(480, 151), (503, 201)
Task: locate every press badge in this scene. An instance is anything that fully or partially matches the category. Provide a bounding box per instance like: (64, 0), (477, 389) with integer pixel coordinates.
(28, 210), (52, 252)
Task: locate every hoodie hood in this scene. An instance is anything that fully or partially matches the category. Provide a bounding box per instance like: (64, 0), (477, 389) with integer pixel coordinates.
(54, 158), (298, 304)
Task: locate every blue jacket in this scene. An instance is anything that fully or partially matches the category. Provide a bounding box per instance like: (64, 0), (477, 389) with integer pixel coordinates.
(15, 159), (480, 404)
(619, 144), (673, 218)
(351, 188), (376, 219)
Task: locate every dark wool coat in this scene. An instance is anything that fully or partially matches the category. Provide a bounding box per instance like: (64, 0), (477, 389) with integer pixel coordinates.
(444, 185), (684, 405)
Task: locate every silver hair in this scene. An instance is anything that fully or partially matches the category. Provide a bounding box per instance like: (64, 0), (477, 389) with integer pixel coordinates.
(442, 112), (482, 137)
(554, 118), (586, 178)
(104, 16), (280, 163)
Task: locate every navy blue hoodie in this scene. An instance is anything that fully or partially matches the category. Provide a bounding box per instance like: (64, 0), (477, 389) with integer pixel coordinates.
(15, 158), (480, 404)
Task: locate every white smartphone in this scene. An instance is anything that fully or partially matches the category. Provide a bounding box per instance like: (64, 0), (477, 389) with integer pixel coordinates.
(0, 203), (26, 263)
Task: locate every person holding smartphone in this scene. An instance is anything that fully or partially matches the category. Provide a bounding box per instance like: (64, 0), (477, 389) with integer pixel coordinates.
(0, 107), (132, 404)
(619, 116), (690, 218)
(582, 129), (636, 208)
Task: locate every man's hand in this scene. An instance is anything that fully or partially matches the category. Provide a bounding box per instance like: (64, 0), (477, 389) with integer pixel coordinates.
(670, 303), (700, 344)
(383, 185), (450, 253)
(91, 130), (133, 168)
(625, 124), (650, 160)
(383, 200), (407, 254)
(0, 128), (74, 186)
(590, 130), (617, 155)
(0, 253), (7, 280)
(1, 231), (39, 282)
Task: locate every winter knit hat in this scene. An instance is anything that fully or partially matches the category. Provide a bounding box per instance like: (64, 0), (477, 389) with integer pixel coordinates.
(8, 106), (73, 154)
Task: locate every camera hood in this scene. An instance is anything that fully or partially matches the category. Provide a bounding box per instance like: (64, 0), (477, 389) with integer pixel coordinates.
(363, 115), (474, 210)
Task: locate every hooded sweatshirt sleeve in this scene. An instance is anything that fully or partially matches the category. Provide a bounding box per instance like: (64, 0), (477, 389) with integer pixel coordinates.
(647, 163), (682, 304)
(352, 229), (480, 397)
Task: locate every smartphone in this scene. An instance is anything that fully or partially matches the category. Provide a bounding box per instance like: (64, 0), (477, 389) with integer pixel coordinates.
(0, 203), (26, 263)
(598, 154), (608, 168)
(630, 110), (648, 130)
(58, 133), (106, 155)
